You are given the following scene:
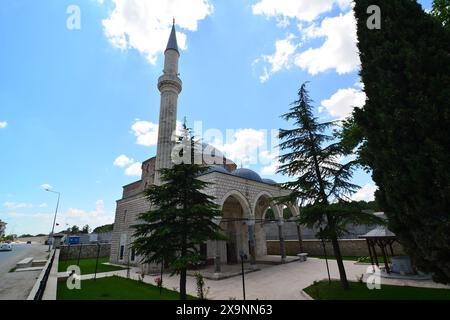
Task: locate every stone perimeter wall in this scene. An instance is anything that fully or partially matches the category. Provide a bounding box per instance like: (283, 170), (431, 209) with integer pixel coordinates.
(59, 244), (111, 261)
(267, 239), (405, 257)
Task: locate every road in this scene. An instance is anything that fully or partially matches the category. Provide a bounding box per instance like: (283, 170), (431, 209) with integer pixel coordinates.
(0, 243), (48, 300)
(0, 243), (47, 275)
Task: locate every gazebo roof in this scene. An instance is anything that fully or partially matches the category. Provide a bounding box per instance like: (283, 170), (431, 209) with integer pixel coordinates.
(359, 226), (396, 239)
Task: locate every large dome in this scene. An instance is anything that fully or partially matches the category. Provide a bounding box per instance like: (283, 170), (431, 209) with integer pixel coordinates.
(205, 165), (230, 174)
(232, 168), (263, 182)
(200, 143), (237, 172)
(262, 178), (277, 185)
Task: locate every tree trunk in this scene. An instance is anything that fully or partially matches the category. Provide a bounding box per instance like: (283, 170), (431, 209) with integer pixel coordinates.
(330, 235), (350, 290)
(179, 267), (187, 300)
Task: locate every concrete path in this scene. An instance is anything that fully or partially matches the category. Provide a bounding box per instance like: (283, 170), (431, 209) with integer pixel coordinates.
(0, 244), (49, 300)
(66, 258), (449, 300)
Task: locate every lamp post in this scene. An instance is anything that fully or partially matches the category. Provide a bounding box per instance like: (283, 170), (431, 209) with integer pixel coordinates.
(45, 188), (60, 252)
(239, 250), (248, 300)
(246, 219), (256, 268)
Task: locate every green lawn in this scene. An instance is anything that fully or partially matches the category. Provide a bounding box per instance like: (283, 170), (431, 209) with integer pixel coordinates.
(57, 276), (195, 300)
(58, 257), (126, 275)
(304, 280), (450, 300)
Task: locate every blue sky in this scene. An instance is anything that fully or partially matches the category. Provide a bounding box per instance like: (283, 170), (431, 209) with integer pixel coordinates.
(0, 0), (432, 236)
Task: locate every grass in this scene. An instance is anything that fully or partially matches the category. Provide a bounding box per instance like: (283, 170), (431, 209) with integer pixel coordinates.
(57, 275), (196, 300)
(58, 257), (126, 275)
(304, 280), (450, 300)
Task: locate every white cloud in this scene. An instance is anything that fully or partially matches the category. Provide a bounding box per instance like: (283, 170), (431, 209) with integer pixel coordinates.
(3, 202), (33, 210)
(252, 0), (351, 22)
(321, 87), (366, 119)
(210, 129), (267, 167)
(256, 34), (299, 83)
(7, 201), (114, 231)
(131, 120), (159, 146)
(0, 121), (7, 129)
(39, 203), (48, 208)
(253, 1), (359, 79)
(102, 0), (213, 64)
(113, 154), (135, 168)
(259, 150), (280, 175)
(125, 162), (142, 177)
(294, 10), (360, 75)
(131, 119), (184, 146)
(352, 183), (377, 202)
(63, 200), (114, 229)
(40, 184), (52, 190)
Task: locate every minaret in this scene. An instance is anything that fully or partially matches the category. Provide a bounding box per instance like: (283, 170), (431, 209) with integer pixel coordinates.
(154, 20), (183, 185)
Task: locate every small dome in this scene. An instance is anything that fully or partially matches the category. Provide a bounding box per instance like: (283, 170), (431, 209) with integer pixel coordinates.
(262, 178), (277, 185)
(232, 168), (263, 182)
(205, 165), (229, 174)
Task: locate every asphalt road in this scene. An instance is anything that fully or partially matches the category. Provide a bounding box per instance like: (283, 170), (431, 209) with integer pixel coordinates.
(0, 243), (48, 276)
(0, 243), (49, 300)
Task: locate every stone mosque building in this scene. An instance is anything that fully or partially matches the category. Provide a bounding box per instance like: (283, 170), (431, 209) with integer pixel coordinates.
(110, 23), (301, 274)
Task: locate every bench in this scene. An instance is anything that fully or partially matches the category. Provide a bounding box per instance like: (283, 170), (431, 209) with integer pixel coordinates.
(17, 257), (34, 269)
(297, 253), (308, 262)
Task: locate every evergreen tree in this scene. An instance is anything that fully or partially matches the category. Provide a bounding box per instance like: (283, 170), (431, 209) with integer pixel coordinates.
(132, 129), (224, 300)
(431, 0), (450, 28)
(353, 0), (450, 283)
(277, 82), (373, 290)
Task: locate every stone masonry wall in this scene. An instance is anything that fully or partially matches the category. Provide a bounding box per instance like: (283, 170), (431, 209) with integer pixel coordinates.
(267, 239), (405, 257)
(59, 244), (111, 261)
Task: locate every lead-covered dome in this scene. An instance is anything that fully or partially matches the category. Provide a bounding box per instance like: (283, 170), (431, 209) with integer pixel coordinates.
(205, 165), (230, 174)
(232, 168), (263, 182)
(262, 178), (277, 185)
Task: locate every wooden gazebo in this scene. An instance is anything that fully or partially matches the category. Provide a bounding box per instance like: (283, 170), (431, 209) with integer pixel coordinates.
(359, 227), (397, 274)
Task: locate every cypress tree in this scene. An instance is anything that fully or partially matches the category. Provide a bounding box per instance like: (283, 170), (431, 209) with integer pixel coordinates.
(353, 0), (450, 283)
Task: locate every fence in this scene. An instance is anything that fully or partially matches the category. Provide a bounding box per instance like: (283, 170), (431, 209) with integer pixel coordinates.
(59, 243), (111, 261)
(267, 239), (405, 257)
(33, 250), (56, 300)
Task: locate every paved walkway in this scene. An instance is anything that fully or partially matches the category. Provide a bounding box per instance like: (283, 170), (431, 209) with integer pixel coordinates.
(63, 258), (450, 300)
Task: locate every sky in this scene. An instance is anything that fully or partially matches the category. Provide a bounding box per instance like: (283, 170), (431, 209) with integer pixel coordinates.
(0, 0), (433, 236)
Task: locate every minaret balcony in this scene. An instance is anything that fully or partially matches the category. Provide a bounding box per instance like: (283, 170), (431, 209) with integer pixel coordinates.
(158, 74), (182, 93)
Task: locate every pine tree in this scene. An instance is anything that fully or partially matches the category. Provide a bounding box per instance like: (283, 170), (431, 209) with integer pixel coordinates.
(277, 82), (370, 290)
(353, 0), (450, 283)
(132, 129), (224, 300)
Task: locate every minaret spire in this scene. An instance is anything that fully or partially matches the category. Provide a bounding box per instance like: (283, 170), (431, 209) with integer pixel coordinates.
(165, 18), (179, 54)
(154, 22), (183, 185)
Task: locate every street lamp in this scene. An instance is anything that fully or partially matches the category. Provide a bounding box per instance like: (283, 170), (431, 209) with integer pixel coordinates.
(45, 188), (60, 252)
(239, 250), (248, 300)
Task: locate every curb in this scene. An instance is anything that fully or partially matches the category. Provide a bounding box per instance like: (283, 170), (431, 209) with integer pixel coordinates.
(300, 290), (314, 300)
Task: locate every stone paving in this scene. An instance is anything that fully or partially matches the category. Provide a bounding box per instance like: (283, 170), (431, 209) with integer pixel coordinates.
(63, 258), (450, 300)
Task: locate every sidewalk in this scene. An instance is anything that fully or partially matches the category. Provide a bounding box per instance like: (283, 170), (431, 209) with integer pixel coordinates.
(63, 258), (449, 300)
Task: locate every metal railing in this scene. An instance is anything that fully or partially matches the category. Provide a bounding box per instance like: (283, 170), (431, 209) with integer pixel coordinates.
(34, 250), (56, 300)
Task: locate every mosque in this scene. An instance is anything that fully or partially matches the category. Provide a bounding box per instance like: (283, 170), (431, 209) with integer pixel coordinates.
(110, 23), (301, 274)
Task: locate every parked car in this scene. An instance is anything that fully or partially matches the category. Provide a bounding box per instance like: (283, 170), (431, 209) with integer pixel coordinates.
(0, 243), (12, 251)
